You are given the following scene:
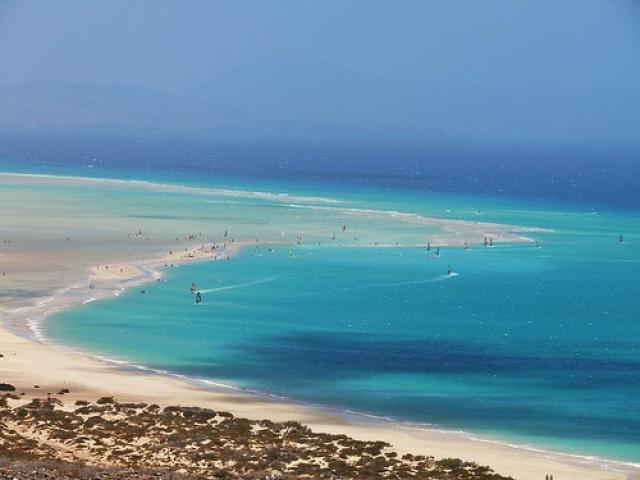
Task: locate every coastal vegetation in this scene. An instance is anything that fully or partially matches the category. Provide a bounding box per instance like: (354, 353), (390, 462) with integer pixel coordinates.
(0, 394), (513, 479)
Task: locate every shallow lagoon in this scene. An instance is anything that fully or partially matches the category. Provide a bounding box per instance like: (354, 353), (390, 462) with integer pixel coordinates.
(46, 194), (640, 463)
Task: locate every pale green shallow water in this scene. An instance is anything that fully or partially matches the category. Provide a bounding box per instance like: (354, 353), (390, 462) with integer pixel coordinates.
(4, 168), (637, 465)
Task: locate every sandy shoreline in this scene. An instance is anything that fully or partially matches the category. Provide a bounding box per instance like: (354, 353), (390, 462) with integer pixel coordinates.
(0, 246), (636, 480)
(1, 172), (637, 479)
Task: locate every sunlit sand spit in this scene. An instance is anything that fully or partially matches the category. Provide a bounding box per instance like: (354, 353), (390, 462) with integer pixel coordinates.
(0, 172), (540, 311)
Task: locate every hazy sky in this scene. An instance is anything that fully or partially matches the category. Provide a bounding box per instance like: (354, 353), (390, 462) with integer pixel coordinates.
(1, 1), (638, 92)
(0, 1), (639, 144)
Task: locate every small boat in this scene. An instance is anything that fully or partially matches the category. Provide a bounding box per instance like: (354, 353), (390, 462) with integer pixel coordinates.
(195, 291), (202, 304)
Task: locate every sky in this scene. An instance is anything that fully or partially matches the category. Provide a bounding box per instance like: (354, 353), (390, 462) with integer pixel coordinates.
(0, 1), (639, 145)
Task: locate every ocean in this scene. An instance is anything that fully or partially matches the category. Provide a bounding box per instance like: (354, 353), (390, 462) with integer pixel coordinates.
(2, 135), (639, 465)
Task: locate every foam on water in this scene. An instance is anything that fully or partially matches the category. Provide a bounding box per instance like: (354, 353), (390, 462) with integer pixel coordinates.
(198, 275), (285, 294)
(366, 273), (458, 288)
(0, 172), (343, 205)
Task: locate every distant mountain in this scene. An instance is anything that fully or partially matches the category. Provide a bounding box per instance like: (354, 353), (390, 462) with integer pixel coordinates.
(0, 80), (218, 129)
(188, 57), (426, 134)
(187, 56), (640, 142)
(1, 57), (638, 144)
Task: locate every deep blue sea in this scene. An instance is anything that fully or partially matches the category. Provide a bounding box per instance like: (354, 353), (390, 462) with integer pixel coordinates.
(1, 129), (639, 209)
(2, 133), (639, 465)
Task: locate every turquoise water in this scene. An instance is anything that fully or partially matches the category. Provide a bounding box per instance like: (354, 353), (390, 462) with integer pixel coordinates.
(41, 173), (640, 464)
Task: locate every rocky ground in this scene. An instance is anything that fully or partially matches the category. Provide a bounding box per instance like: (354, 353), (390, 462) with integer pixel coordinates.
(0, 393), (513, 479)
